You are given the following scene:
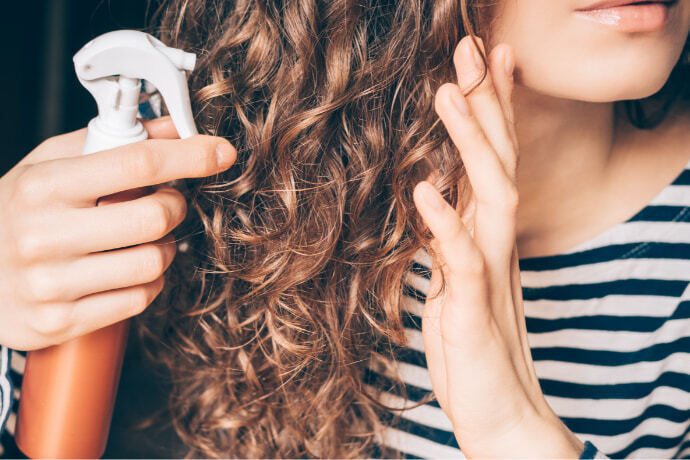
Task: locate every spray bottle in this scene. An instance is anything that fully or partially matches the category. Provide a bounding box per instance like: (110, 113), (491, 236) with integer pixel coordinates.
(14, 30), (198, 459)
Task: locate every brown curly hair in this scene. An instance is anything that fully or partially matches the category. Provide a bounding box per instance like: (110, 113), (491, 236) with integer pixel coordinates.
(133, 0), (690, 457)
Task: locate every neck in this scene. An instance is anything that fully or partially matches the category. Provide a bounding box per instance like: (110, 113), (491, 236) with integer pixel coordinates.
(512, 85), (618, 248)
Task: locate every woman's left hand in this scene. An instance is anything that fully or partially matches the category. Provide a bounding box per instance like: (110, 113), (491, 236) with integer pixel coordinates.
(412, 36), (585, 458)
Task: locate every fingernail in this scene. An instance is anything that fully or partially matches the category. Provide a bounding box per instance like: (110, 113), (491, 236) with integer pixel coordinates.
(450, 90), (471, 117)
(216, 141), (234, 168)
(419, 182), (447, 213)
(504, 48), (514, 78)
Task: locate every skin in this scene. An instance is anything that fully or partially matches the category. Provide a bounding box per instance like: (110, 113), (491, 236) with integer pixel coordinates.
(413, 0), (690, 457)
(0, 120), (236, 350)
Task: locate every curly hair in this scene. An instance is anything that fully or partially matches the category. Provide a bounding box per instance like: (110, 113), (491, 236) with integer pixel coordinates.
(133, 0), (690, 457)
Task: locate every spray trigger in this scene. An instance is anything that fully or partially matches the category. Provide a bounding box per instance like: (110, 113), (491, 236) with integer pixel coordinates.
(73, 30), (198, 154)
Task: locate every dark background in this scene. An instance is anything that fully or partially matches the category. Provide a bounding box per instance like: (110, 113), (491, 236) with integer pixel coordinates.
(0, 0), (152, 176)
(0, 2), (187, 457)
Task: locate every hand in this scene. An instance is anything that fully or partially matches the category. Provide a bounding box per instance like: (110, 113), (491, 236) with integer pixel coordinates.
(412, 36), (584, 458)
(0, 117), (236, 350)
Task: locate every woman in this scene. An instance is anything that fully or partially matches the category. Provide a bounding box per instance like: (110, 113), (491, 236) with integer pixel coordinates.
(1, 0), (689, 457)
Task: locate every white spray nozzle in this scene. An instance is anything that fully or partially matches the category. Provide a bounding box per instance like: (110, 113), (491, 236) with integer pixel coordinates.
(74, 30), (198, 141)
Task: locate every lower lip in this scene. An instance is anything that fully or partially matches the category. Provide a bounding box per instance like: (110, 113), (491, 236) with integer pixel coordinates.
(575, 2), (673, 33)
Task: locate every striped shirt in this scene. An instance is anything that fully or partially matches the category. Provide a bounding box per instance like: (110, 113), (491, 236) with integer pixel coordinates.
(3, 158), (689, 458)
(369, 158), (690, 458)
(1, 93), (687, 456)
(0, 348), (23, 458)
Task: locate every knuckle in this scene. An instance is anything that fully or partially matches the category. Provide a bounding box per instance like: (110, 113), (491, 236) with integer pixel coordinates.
(15, 233), (47, 263)
(464, 253), (487, 277)
(23, 267), (61, 303)
(140, 198), (172, 239)
(434, 83), (458, 114)
(191, 135), (221, 173)
(500, 182), (520, 212)
(176, 193), (188, 221)
(161, 187), (188, 225)
(139, 245), (168, 281)
(129, 279), (163, 315)
(13, 167), (48, 205)
(124, 143), (162, 181)
(446, 225), (467, 246)
(30, 306), (74, 337)
(129, 287), (151, 315)
(476, 78), (497, 98)
(439, 237), (486, 279)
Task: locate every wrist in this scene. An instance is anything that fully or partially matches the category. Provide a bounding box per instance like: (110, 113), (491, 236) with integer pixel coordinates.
(454, 408), (584, 458)
(531, 414), (585, 458)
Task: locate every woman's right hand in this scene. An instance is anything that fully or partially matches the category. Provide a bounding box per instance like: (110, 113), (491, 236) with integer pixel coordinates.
(0, 116), (236, 351)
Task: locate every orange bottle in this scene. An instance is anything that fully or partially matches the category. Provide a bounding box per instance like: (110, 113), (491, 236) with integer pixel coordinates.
(14, 30), (198, 458)
(16, 321), (130, 458)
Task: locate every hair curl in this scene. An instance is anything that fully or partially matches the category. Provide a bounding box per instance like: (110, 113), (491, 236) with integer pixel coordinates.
(134, 0), (690, 457)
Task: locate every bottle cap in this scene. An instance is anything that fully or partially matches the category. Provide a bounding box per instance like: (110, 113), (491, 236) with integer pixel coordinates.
(73, 30), (198, 141)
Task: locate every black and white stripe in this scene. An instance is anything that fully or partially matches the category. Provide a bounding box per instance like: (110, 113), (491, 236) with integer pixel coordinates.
(0, 348), (24, 458)
(0, 346), (11, 438)
(1, 152), (688, 456)
(372, 159), (690, 458)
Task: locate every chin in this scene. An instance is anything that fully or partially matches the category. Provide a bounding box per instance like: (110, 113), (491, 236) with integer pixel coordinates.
(517, 58), (680, 103)
(570, 72), (672, 102)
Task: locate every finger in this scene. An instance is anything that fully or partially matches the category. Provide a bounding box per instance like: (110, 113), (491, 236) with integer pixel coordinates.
(413, 181), (491, 345)
(434, 79), (518, 265)
(413, 182), (486, 284)
(507, 243), (540, 389)
(68, 275), (165, 340)
(16, 186), (187, 261)
(18, 128), (88, 167)
(434, 82), (517, 209)
(488, 44), (518, 149)
(437, 60), (519, 268)
(30, 134), (235, 206)
(18, 116), (178, 170)
(420, 247), (450, 411)
(454, 36), (517, 181)
(141, 116), (180, 139)
(20, 234), (177, 303)
(69, 185), (186, 255)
